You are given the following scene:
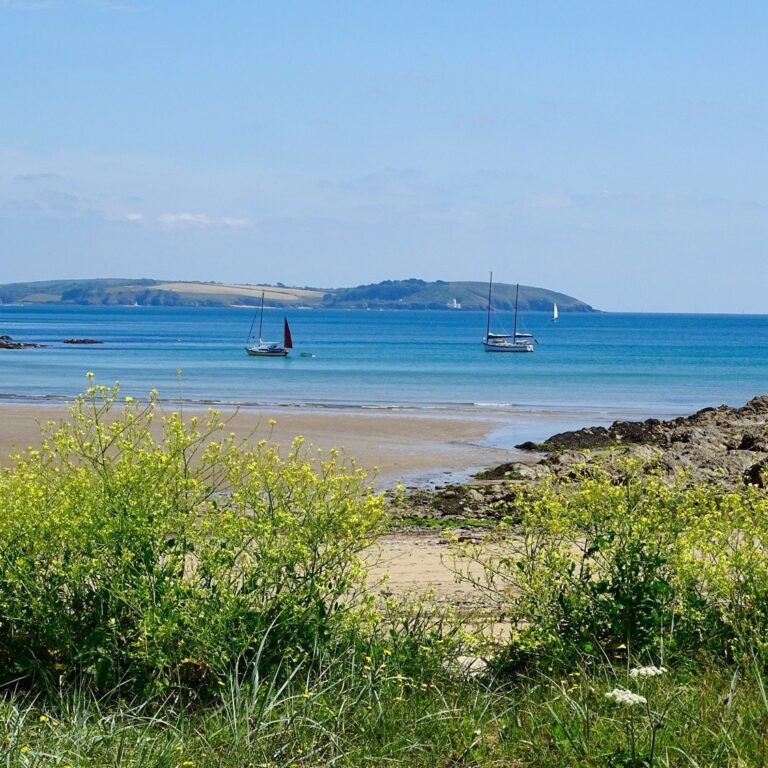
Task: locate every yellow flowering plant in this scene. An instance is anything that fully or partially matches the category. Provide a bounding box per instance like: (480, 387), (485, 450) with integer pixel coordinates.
(0, 382), (385, 694)
(457, 457), (768, 672)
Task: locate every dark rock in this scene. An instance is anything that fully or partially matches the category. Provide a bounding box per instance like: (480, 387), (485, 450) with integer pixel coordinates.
(736, 433), (768, 452)
(535, 417), (667, 451)
(744, 460), (768, 488)
(542, 426), (613, 450)
(0, 339), (45, 349)
(741, 396), (768, 415)
(514, 441), (545, 452)
(63, 338), (103, 344)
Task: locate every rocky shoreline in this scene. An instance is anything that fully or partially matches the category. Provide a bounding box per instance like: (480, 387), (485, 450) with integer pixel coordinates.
(391, 396), (768, 531)
(0, 335), (45, 350)
(0, 335), (103, 349)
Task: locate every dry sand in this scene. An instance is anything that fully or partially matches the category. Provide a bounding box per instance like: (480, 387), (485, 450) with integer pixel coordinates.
(366, 530), (493, 608)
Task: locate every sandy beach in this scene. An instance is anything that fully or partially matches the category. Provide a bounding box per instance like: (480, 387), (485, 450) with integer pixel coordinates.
(0, 402), (527, 488)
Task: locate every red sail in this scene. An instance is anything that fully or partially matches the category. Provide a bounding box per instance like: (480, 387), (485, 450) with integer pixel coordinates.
(283, 318), (293, 349)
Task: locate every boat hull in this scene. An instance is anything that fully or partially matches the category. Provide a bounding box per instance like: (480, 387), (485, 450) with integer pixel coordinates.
(482, 340), (534, 353)
(245, 346), (289, 357)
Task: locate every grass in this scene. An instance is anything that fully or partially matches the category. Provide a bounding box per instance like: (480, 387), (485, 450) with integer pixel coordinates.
(4, 660), (768, 766)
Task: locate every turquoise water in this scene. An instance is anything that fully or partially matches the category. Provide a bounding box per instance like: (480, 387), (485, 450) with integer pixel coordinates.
(1, 306), (767, 419)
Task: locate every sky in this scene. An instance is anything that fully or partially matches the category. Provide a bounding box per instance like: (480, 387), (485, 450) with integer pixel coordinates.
(1, 1), (767, 312)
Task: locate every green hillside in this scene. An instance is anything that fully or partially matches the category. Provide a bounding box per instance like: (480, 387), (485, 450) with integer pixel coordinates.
(323, 279), (595, 311)
(0, 278), (596, 311)
(0, 280), (326, 307)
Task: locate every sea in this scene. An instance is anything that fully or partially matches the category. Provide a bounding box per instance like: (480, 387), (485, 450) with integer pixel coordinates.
(1, 305), (767, 447)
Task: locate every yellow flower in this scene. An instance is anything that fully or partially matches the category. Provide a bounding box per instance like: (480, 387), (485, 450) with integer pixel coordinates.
(39, 715), (49, 722)
(20, 745), (30, 753)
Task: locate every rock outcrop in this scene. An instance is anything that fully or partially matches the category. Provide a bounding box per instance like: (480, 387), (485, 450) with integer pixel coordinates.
(393, 396), (768, 529)
(0, 336), (45, 349)
(525, 396), (768, 489)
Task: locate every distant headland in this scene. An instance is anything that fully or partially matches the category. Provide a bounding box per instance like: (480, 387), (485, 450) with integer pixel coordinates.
(0, 278), (596, 312)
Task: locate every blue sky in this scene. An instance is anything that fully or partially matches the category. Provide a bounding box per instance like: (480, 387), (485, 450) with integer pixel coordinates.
(1, 1), (766, 311)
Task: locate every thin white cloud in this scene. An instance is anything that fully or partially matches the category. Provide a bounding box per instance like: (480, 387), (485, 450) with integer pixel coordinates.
(221, 216), (252, 228)
(125, 212), (143, 222)
(157, 212), (253, 229)
(158, 212), (212, 228)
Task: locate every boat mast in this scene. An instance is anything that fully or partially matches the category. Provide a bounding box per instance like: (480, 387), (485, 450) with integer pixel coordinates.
(513, 284), (519, 339)
(258, 292), (265, 340)
(246, 294), (261, 344)
(485, 272), (493, 341)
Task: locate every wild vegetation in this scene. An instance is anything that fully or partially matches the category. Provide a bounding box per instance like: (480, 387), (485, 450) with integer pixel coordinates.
(2, 385), (768, 766)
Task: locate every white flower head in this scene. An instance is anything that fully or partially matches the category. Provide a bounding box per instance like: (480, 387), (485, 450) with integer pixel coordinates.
(605, 688), (647, 707)
(629, 665), (667, 679)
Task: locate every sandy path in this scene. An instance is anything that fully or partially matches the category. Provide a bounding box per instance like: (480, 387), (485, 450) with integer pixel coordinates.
(367, 530), (492, 608)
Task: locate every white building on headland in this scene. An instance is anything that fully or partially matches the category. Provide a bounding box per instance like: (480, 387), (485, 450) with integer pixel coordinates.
(447, 298), (462, 309)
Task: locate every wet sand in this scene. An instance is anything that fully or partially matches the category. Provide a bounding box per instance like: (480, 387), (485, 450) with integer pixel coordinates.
(0, 403), (523, 488)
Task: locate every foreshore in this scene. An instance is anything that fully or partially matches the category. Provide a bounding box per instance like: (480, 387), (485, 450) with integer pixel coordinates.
(0, 400), (665, 487)
(0, 403), (520, 488)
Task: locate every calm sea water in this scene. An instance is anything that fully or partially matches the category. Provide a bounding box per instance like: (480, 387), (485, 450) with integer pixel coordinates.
(1, 306), (767, 424)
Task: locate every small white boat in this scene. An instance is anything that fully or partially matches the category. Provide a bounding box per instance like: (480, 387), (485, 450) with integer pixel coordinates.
(482, 275), (535, 353)
(245, 293), (293, 357)
(552, 302), (559, 322)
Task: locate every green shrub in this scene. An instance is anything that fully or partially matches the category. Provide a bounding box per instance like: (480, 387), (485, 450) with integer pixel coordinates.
(458, 459), (768, 672)
(0, 381), (385, 694)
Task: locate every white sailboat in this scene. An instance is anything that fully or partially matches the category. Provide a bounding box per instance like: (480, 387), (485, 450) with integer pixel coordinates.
(244, 292), (293, 357)
(552, 302), (559, 322)
(482, 274), (535, 353)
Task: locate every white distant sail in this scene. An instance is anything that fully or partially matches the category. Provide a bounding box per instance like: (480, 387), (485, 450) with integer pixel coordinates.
(552, 302), (559, 322)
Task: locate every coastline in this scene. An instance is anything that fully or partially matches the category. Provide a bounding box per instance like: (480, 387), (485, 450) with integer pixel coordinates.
(0, 400), (655, 489)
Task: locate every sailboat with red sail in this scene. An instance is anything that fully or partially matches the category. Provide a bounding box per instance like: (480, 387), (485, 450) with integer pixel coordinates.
(244, 292), (293, 357)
